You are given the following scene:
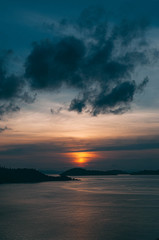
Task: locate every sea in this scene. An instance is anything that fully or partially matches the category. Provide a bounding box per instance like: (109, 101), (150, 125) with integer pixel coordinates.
(0, 175), (159, 240)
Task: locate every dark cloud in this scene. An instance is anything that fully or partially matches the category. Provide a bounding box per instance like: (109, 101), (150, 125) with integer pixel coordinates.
(90, 81), (137, 116)
(0, 103), (20, 117)
(0, 7), (154, 118)
(0, 7), (153, 118)
(0, 142), (71, 157)
(1, 135), (159, 155)
(20, 91), (37, 104)
(69, 98), (86, 113)
(0, 126), (9, 133)
(0, 50), (23, 101)
(70, 78), (149, 115)
(50, 107), (63, 114)
(137, 76), (149, 92)
(25, 7), (153, 115)
(84, 137), (159, 152)
(25, 37), (85, 90)
(0, 50), (36, 117)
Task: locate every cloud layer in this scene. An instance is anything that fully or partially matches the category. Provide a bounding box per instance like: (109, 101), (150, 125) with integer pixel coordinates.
(0, 7), (157, 117)
(0, 135), (159, 169)
(25, 7), (152, 115)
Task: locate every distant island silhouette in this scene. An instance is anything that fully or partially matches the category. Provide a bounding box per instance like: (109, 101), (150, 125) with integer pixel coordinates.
(1, 167), (159, 184)
(131, 170), (159, 175)
(0, 167), (75, 184)
(61, 168), (128, 176)
(61, 168), (159, 176)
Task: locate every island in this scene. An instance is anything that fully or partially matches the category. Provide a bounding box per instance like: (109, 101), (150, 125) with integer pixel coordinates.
(0, 167), (75, 184)
(131, 170), (159, 175)
(61, 168), (159, 176)
(61, 168), (128, 176)
(1, 167), (159, 184)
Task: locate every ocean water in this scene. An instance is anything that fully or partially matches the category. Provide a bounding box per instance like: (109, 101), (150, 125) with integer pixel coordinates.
(0, 175), (159, 240)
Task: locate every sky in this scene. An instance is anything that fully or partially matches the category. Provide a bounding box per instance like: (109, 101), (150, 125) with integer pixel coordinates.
(0, 0), (159, 171)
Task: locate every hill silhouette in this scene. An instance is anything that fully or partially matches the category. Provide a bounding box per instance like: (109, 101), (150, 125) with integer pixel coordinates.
(61, 168), (128, 176)
(0, 167), (74, 184)
(62, 168), (159, 176)
(131, 170), (159, 175)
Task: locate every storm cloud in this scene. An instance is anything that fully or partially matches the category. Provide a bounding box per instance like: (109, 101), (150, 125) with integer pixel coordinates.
(24, 7), (153, 115)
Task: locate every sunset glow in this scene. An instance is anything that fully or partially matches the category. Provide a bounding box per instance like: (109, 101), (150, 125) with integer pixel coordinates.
(0, 1), (159, 172)
(68, 152), (98, 166)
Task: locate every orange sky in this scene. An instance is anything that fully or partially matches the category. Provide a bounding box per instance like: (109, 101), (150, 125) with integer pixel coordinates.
(1, 106), (159, 170)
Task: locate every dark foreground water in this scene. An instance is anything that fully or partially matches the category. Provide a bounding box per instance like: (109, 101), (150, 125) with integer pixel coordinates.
(0, 175), (159, 240)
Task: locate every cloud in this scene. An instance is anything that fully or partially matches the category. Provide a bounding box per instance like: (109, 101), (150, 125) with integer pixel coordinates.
(0, 142), (71, 157)
(0, 126), (9, 133)
(25, 37), (85, 90)
(25, 7), (153, 115)
(84, 137), (159, 152)
(0, 7), (155, 118)
(137, 76), (149, 92)
(0, 135), (159, 169)
(0, 103), (20, 117)
(0, 50), (25, 101)
(1, 135), (159, 155)
(0, 50), (37, 117)
(50, 107), (63, 114)
(69, 98), (86, 113)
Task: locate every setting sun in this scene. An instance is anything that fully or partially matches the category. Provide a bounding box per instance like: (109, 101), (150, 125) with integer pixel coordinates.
(67, 152), (97, 166)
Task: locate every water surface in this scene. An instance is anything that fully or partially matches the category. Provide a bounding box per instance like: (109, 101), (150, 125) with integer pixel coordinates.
(0, 176), (159, 240)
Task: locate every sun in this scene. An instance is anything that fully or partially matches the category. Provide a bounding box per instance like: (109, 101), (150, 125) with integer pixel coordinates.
(77, 157), (85, 164)
(67, 151), (97, 166)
